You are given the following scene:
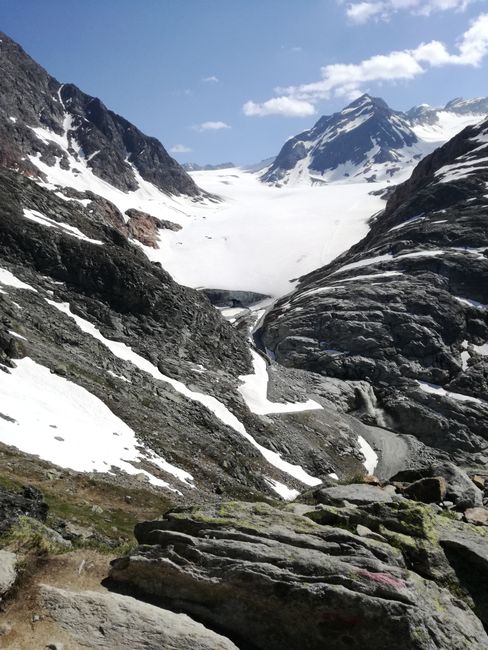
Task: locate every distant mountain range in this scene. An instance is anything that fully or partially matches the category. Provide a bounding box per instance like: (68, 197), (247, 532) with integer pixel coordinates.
(262, 94), (488, 186)
(182, 162), (235, 172)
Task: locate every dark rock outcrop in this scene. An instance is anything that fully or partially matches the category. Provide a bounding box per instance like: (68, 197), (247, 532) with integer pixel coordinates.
(261, 116), (488, 465)
(110, 499), (488, 649)
(0, 31), (200, 197)
(0, 485), (48, 534)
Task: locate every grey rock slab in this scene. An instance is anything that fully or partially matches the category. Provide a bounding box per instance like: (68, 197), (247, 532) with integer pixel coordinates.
(110, 501), (488, 650)
(40, 585), (238, 650)
(0, 550), (16, 597)
(313, 483), (400, 506)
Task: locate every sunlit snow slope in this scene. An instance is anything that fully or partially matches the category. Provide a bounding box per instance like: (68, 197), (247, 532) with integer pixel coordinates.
(145, 168), (386, 297)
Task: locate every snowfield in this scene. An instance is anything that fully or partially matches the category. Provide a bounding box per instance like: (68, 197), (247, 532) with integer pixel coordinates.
(146, 168), (387, 297)
(0, 357), (193, 492)
(239, 350), (322, 415)
(27, 114), (386, 298)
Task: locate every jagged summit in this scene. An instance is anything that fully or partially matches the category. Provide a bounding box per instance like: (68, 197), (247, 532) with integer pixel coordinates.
(0, 31), (200, 197)
(261, 93), (421, 185)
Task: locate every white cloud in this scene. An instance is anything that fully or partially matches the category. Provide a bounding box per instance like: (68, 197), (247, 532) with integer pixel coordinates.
(202, 75), (219, 83)
(243, 13), (488, 116)
(346, 1), (384, 23)
(170, 144), (192, 153)
(193, 121), (231, 132)
(243, 97), (317, 117)
(343, 0), (475, 24)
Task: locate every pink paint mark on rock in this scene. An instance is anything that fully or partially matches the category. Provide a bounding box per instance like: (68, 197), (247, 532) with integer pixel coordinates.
(359, 570), (406, 589)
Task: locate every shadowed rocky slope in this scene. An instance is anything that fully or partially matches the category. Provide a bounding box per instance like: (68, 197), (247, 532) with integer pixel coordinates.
(0, 31), (199, 196)
(261, 117), (488, 467)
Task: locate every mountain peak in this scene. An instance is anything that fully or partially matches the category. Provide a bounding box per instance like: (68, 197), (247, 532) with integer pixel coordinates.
(346, 93), (388, 111)
(262, 93), (417, 185)
(0, 30), (200, 197)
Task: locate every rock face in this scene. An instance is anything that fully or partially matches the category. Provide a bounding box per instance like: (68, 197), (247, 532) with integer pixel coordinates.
(260, 116), (488, 466)
(0, 485), (48, 534)
(41, 585), (238, 650)
(0, 31), (199, 196)
(110, 499), (488, 649)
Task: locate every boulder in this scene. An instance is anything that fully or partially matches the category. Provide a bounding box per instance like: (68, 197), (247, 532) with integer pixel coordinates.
(470, 475), (487, 491)
(110, 501), (488, 650)
(0, 550), (16, 598)
(402, 476), (447, 504)
(391, 462), (483, 510)
(311, 483), (399, 506)
(464, 507), (488, 526)
(438, 519), (488, 627)
(40, 585), (237, 650)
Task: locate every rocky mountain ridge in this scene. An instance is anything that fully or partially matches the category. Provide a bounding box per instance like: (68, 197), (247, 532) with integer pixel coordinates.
(261, 114), (488, 468)
(263, 93), (488, 186)
(0, 31), (200, 197)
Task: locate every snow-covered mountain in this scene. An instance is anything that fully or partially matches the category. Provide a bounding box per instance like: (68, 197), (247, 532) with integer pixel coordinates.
(408, 97), (488, 144)
(263, 93), (488, 186)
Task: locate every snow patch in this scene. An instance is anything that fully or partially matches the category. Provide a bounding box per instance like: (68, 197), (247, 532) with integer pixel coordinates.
(417, 381), (485, 405)
(47, 300), (322, 488)
(265, 478), (300, 501)
(23, 208), (103, 245)
(358, 436), (378, 475)
(0, 268), (37, 292)
(238, 350), (322, 415)
(0, 357), (192, 490)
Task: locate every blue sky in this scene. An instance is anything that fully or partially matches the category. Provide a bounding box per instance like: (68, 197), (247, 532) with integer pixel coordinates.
(1, 0), (487, 164)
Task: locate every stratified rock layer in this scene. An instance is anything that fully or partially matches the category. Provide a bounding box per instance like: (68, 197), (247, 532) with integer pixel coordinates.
(41, 585), (238, 650)
(110, 499), (488, 649)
